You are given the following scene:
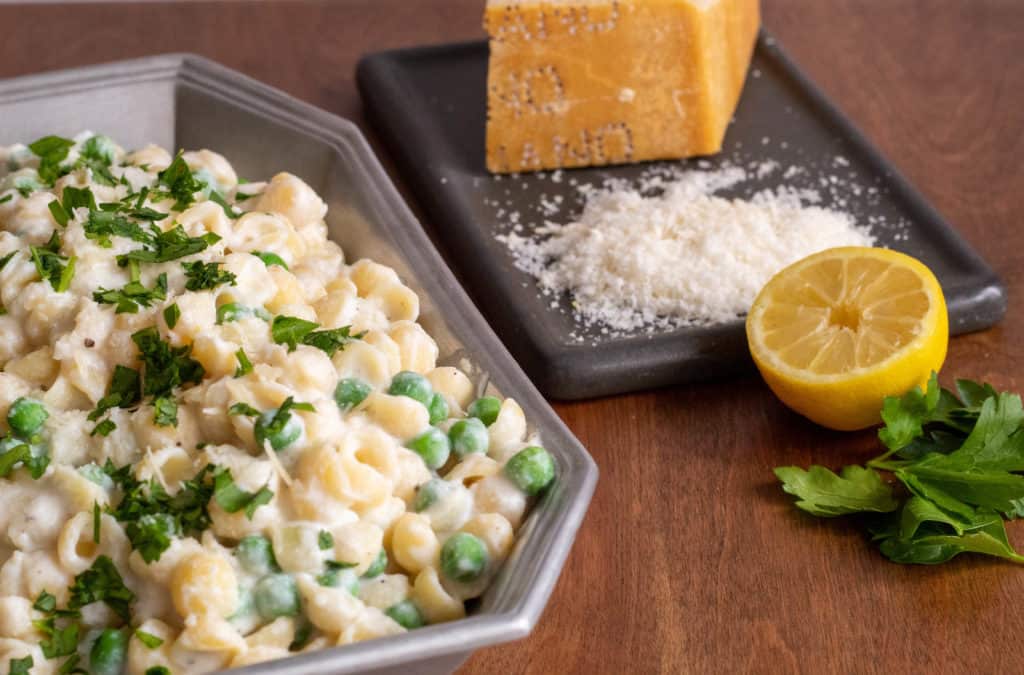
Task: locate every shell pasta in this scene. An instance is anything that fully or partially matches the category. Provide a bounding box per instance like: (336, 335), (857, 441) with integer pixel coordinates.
(0, 133), (556, 674)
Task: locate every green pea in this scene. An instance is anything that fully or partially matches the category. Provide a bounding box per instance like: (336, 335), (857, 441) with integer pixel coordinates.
(362, 548), (387, 579)
(467, 397), (501, 427)
(334, 377), (371, 412)
(318, 565), (359, 595)
(448, 417), (489, 459)
(253, 573), (301, 619)
(504, 446), (556, 496)
(388, 371), (433, 406)
(7, 397), (47, 437)
(440, 532), (488, 583)
(11, 174), (43, 196)
(90, 628), (128, 675)
(405, 428), (450, 469)
(413, 478), (450, 512)
(82, 134), (117, 163)
(385, 600), (425, 629)
(235, 535), (279, 575)
(192, 168), (220, 195)
(427, 393), (449, 425)
(254, 408), (302, 451)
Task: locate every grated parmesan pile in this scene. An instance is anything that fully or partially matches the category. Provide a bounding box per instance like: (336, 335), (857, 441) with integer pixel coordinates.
(499, 166), (875, 332)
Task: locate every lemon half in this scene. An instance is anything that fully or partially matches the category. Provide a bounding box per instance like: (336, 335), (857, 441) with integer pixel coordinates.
(746, 246), (948, 431)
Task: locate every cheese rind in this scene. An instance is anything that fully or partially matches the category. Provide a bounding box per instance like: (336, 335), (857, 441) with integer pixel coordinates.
(484, 0), (760, 173)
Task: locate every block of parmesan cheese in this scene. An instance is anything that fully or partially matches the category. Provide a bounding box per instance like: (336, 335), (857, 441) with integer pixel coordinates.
(484, 0), (760, 173)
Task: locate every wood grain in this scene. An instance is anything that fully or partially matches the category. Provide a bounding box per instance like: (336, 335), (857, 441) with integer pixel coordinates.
(1, 1), (1022, 673)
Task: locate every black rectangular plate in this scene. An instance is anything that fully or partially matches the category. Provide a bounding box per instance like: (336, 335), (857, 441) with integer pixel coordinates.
(356, 33), (1006, 400)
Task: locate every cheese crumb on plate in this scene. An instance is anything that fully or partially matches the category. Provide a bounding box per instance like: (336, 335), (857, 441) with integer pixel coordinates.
(499, 166), (874, 332)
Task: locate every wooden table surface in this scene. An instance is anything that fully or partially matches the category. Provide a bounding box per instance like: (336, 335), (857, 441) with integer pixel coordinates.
(3, 0), (1023, 673)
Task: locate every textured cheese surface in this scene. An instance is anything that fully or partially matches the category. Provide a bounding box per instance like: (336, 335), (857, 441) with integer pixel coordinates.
(484, 0), (760, 173)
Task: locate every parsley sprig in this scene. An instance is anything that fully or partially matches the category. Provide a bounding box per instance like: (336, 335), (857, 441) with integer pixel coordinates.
(29, 231), (75, 292)
(776, 374), (1024, 565)
(182, 260), (237, 291)
(28, 135), (75, 184)
(93, 262), (168, 314)
(271, 316), (363, 356)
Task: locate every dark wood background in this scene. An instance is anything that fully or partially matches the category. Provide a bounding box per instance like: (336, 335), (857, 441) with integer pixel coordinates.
(3, 1), (1022, 673)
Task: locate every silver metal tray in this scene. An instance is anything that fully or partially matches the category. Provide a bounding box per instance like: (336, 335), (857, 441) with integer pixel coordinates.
(0, 54), (598, 675)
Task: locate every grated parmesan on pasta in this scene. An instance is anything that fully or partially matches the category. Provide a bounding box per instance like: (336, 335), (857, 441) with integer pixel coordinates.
(499, 166), (875, 332)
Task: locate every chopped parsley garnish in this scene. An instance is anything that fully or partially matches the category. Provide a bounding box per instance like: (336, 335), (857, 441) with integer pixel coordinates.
(252, 250), (288, 269)
(0, 250), (16, 270)
(212, 467), (274, 519)
(88, 365), (141, 426)
(271, 316), (318, 351)
(116, 225), (220, 266)
(68, 555), (135, 621)
(229, 402), (260, 417)
(154, 152), (201, 211)
(0, 444), (30, 477)
(182, 260), (237, 291)
(208, 190), (240, 218)
(93, 502), (101, 544)
(33, 591), (57, 613)
(316, 559), (356, 587)
(135, 630), (164, 649)
(28, 135), (75, 184)
(83, 210), (155, 248)
(132, 326), (205, 399)
(0, 194), (11, 205)
(163, 303), (180, 329)
(303, 326), (363, 357)
(29, 231), (75, 292)
(104, 461), (216, 562)
(48, 186), (97, 226)
(146, 667), (171, 675)
(90, 419), (117, 437)
(8, 655), (32, 675)
(318, 530), (334, 550)
(153, 396), (178, 427)
(271, 316), (363, 355)
(234, 348), (254, 377)
(93, 265), (168, 314)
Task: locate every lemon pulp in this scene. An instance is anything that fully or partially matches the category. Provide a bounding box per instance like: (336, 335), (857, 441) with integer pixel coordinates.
(746, 246), (948, 431)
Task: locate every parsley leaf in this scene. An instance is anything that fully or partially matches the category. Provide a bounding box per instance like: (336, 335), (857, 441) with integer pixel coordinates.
(155, 152), (201, 211)
(93, 501), (101, 544)
(318, 530), (334, 550)
(778, 375), (1024, 566)
(0, 193), (12, 205)
(234, 348), (254, 377)
(153, 396), (178, 427)
(49, 185), (99, 227)
(131, 327), (205, 399)
(208, 190), (240, 218)
(125, 514), (178, 564)
(116, 226), (219, 266)
(135, 630), (164, 649)
(33, 591), (57, 613)
(163, 303), (180, 329)
(68, 555), (135, 622)
(88, 365), (142, 422)
(83, 210), (156, 248)
(29, 231), (75, 292)
(774, 465), (898, 517)
(0, 250), (16, 270)
(212, 467), (274, 519)
(146, 667), (171, 675)
(90, 419), (117, 437)
(28, 135), (75, 184)
(271, 316), (318, 351)
(8, 655), (33, 675)
(229, 402), (260, 417)
(253, 251), (288, 269)
(302, 326), (363, 357)
(182, 260), (237, 291)
(93, 268), (168, 314)
(0, 444), (30, 478)
(270, 317), (363, 355)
